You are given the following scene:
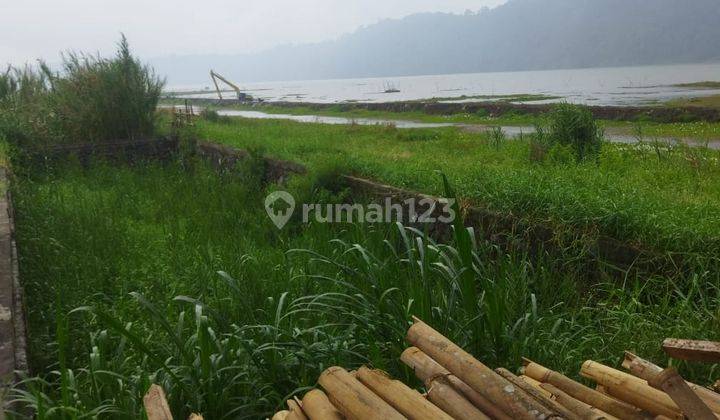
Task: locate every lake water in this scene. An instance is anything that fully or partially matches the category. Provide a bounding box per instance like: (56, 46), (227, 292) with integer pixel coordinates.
(167, 62), (720, 106)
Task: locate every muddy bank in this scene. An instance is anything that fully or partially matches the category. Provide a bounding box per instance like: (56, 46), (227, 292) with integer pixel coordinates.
(182, 97), (720, 123)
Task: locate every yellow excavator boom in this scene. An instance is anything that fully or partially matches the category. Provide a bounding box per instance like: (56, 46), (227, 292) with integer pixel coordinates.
(210, 70), (249, 101)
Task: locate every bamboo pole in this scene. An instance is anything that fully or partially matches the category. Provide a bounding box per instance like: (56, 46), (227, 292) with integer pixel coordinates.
(400, 347), (512, 420)
(623, 351), (720, 414)
(272, 412), (290, 420)
(318, 366), (406, 420)
(400, 347), (451, 382)
(144, 385), (173, 420)
(581, 361), (683, 418)
(522, 359), (648, 420)
(540, 383), (619, 420)
(714, 380), (720, 394)
(406, 318), (557, 419)
(426, 375), (491, 420)
(495, 368), (579, 420)
(518, 375), (550, 397)
(301, 390), (343, 420)
(698, 389), (720, 415)
(287, 399), (309, 420)
(356, 366), (453, 420)
(648, 368), (716, 420)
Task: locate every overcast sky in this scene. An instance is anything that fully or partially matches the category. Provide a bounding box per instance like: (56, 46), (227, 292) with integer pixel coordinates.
(2, 0), (507, 66)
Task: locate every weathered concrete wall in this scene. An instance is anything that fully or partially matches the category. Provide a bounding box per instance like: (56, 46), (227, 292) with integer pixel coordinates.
(21, 138), (179, 167)
(341, 175), (667, 274)
(197, 141), (307, 184)
(0, 168), (27, 400)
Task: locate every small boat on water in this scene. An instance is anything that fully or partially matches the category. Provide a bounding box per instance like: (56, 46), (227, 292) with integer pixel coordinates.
(383, 82), (400, 93)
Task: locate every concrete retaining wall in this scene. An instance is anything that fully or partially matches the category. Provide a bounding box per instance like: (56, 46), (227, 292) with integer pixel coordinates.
(341, 175), (666, 273)
(196, 141), (306, 183)
(0, 168), (27, 400)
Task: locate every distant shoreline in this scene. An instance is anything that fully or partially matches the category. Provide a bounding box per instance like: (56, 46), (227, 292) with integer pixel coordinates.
(169, 97), (720, 124)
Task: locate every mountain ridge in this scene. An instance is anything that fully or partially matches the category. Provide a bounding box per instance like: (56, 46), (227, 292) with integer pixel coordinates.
(151, 0), (720, 84)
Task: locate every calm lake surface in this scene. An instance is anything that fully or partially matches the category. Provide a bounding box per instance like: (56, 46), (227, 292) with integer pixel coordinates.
(168, 62), (720, 106)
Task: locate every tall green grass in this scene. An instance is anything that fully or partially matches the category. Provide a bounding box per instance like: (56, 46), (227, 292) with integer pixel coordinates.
(0, 65), (53, 147)
(0, 36), (163, 148)
(46, 35), (164, 144)
(195, 116), (720, 262)
(9, 159), (720, 418)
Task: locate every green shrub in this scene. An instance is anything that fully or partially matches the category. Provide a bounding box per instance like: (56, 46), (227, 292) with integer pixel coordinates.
(547, 143), (575, 165)
(46, 35), (164, 143)
(0, 35), (164, 148)
(490, 126), (505, 150)
(199, 108), (221, 123)
(0, 66), (53, 146)
(547, 103), (603, 162)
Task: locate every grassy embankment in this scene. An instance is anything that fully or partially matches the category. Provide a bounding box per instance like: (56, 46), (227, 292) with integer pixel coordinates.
(182, 100), (720, 141)
(665, 81), (720, 111)
(196, 115), (720, 260)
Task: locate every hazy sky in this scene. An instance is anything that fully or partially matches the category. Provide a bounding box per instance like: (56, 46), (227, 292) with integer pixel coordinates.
(2, 0), (507, 65)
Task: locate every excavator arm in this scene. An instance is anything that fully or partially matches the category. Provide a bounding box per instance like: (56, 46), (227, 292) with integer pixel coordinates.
(210, 70), (250, 101)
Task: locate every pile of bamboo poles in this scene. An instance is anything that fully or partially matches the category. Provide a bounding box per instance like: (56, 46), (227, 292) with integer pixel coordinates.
(270, 318), (720, 420)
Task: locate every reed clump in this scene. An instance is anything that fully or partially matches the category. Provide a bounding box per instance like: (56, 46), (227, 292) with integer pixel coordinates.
(0, 35), (163, 148)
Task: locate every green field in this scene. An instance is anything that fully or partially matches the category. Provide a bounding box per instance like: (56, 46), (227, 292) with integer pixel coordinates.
(195, 116), (720, 259)
(5, 42), (720, 418)
(183, 102), (720, 140)
(667, 94), (720, 110)
(11, 159), (720, 418)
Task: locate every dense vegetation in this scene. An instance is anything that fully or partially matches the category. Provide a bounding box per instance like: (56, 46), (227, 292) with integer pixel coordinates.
(10, 160), (720, 418)
(0, 36), (163, 148)
(195, 115), (720, 261)
(3, 40), (720, 420)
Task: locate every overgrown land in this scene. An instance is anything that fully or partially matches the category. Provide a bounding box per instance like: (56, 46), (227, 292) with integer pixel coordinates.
(196, 110), (720, 260)
(2, 40), (720, 418)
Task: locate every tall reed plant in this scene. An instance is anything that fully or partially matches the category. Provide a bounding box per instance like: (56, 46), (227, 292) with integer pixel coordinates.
(0, 36), (164, 148)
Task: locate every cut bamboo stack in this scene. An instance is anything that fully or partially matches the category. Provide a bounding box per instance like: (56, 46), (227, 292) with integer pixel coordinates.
(267, 319), (720, 420)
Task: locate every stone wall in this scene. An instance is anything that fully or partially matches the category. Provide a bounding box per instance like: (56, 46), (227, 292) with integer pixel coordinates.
(341, 175), (668, 274)
(197, 141), (307, 183)
(0, 168), (26, 397)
